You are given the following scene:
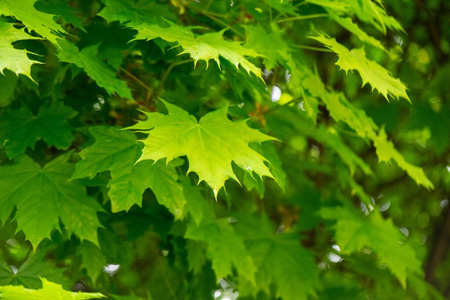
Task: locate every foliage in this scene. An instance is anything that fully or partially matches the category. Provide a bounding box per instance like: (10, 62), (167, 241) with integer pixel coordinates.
(0, 0), (449, 299)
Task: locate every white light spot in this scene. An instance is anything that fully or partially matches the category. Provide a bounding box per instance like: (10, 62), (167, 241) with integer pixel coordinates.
(93, 103), (101, 111)
(227, 217), (237, 224)
(263, 69), (273, 79)
(10, 265), (18, 275)
(103, 264), (120, 276)
(271, 85), (282, 102)
(298, 101), (305, 111)
(440, 199), (449, 210)
(97, 97), (105, 104)
(446, 165), (450, 173)
(328, 252), (343, 263)
(379, 201), (391, 212)
(393, 35), (403, 46)
(214, 290), (222, 298)
(332, 244), (340, 252)
(237, 102), (245, 108)
(399, 227), (409, 237)
(285, 69), (292, 83)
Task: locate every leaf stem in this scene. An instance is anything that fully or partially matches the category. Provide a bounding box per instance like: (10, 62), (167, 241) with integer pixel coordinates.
(155, 59), (194, 95)
(119, 67), (152, 92)
(290, 44), (333, 52)
(276, 14), (328, 23)
(203, 12), (245, 38)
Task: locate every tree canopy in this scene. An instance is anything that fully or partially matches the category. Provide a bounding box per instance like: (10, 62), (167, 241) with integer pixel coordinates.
(0, 0), (449, 299)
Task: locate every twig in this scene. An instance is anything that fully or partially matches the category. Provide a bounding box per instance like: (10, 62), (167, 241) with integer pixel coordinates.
(154, 59), (194, 96)
(202, 12), (245, 38)
(290, 44), (333, 53)
(119, 67), (152, 92)
(276, 14), (328, 23)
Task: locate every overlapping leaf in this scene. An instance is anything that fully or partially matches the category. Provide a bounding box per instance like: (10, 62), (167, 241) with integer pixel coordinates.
(311, 33), (409, 101)
(0, 101), (77, 159)
(0, 154), (102, 248)
(98, 0), (263, 79)
(321, 205), (422, 287)
(185, 218), (256, 284)
(72, 126), (186, 217)
(129, 100), (276, 196)
(0, 278), (105, 299)
(57, 40), (132, 99)
(235, 214), (319, 300)
(0, 19), (40, 79)
(0, 0), (66, 45)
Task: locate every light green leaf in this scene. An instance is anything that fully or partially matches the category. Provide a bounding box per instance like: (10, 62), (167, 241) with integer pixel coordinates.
(135, 22), (263, 79)
(373, 128), (434, 189)
(311, 33), (409, 101)
(72, 126), (186, 217)
(0, 278), (105, 299)
(0, 154), (103, 248)
(0, 0), (66, 45)
(0, 19), (40, 79)
(0, 101), (77, 159)
(185, 218), (256, 284)
(57, 40), (132, 99)
(130, 100), (276, 196)
(321, 205), (422, 287)
(243, 25), (290, 70)
(328, 10), (385, 50)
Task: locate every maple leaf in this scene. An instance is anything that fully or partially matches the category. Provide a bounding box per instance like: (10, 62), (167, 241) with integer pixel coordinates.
(0, 0), (66, 45)
(235, 214), (319, 300)
(311, 33), (409, 101)
(129, 100), (276, 196)
(72, 126), (186, 217)
(0, 278), (106, 299)
(0, 154), (103, 248)
(57, 39), (132, 99)
(133, 22), (263, 79)
(0, 101), (77, 159)
(0, 19), (40, 79)
(0, 71), (18, 107)
(288, 63), (433, 189)
(0, 251), (64, 289)
(185, 218), (256, 284)
(327, 10), (385, 50)
(243, 25), (291, 70)
(321, 205), (422, 287)
(77, 241), (107, 283)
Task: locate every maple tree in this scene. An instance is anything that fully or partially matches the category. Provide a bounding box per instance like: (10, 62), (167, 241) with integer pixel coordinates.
(0, 0), (449, 299)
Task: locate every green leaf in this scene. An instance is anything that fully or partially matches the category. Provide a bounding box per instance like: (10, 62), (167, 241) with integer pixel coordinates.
(0, 251), (64, 289)
(0, 19), (40, 79)
(311, 33), (409, 101)
(327, 10), (385, 50)
(0, 278), (106, 299)
(0, 101), (77, 159)
(321, 205), (422, 287)
(77, 241), (107, 283)
(35, 0), (85, 31)
(72, 126), (186, 217)
(0, 154), (103, 248)
(235, 214), (319, 300)
(185, 218), (256, 284)
(243, 25), (290, 70)
(57, 40), (132, 99)
(0, 71), (18, 107)
(135, 22), (263, 80)
(373, 128), (434, 189)
(0, 0), (66, 45)
(130, 100), (276, 196)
